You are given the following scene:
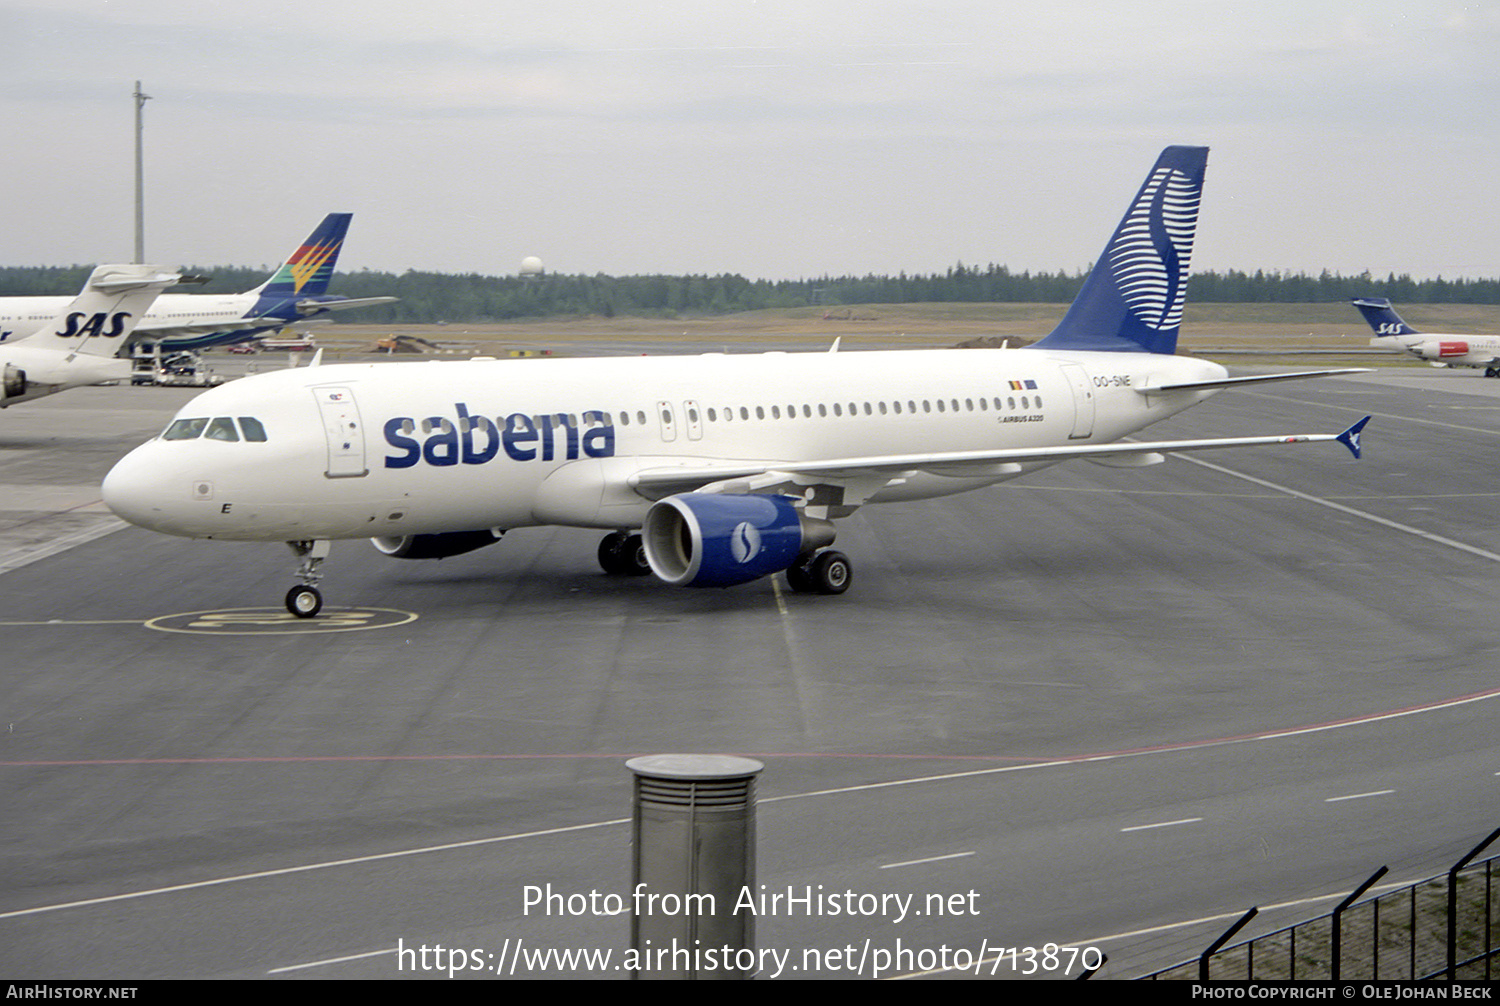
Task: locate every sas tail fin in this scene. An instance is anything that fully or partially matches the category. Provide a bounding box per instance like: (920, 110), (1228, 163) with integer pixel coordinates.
(24, 264), (179, 356)
(248, 213), (352, 299)
(1351, 297), (1419, 337)
(1030, 145), (1208, 355)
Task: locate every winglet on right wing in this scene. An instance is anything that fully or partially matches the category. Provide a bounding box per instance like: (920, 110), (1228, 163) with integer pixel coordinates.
(1337, 416), (1371, 460)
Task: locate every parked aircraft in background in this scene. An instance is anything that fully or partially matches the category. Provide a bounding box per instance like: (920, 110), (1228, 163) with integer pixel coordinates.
(103, 146), (1368, 617)
(1352, 297), (1500, 377)
(0, 214), (394, 351)
(0, 265), (177, 407)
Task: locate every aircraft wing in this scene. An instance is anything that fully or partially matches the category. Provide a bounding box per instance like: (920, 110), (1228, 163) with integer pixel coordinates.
(131, 317), (337, 339)
(133, 317), (281, 337)
(628, 418), (1371, 503)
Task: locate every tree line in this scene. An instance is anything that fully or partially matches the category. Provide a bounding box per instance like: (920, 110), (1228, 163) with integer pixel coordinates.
(1, 263), (1495, 323)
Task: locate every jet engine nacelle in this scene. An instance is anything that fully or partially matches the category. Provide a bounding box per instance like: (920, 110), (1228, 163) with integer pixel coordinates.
(371, 529), (504, 559)
(642, 492), (834, 588)
(2, 364), (26, 400)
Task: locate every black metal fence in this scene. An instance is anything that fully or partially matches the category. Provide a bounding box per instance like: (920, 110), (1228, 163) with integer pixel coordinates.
(1139, 829), (1500, 981)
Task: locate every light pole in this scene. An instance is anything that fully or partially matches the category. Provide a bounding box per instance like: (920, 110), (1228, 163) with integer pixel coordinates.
(133, 80), (150, 263)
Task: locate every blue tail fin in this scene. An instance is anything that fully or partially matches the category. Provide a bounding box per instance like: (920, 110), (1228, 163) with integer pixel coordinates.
(1031, 146), (1208, 355)
(1351, 297), (1418, 337)
(248, 213), (352, 299)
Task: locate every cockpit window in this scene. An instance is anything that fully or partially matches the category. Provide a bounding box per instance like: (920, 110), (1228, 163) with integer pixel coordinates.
(163, 418), (208, 440)
(205, 417), (240, 442)
(162, 416), (269, 442)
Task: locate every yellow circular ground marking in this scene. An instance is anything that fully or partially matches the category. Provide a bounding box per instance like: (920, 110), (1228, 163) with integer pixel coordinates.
(144, 607), (419, 635)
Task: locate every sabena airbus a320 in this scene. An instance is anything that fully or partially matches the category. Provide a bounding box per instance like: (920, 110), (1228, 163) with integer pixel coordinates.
(103, 146), (1370, 617)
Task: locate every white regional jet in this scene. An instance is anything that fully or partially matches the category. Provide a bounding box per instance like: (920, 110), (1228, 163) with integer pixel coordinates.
(0, 215), (393, 351)
(1352, 297), (1500, 377)
(103, 146), (1370, 617)
(1, 264), (178, 407)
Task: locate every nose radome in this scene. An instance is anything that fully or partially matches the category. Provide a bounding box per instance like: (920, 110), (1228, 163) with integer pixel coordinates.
(102, 446), (170, 531)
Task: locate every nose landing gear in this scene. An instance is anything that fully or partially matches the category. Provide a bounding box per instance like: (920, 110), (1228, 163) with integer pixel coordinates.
(285, 539), (331, 617)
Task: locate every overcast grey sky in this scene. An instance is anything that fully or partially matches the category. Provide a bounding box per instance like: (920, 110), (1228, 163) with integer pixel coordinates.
(2, 1), (1496, 283)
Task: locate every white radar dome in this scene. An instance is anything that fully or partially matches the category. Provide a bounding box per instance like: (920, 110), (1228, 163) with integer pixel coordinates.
(519, 256), (544, 276)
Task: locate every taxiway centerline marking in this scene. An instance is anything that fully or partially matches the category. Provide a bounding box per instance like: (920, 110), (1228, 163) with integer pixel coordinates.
(1120, 817), (1203, 833)
(8, 687), (1499, 919)
(0, 818), (629, 921)
(268, 947), (395, 974)
(0, 620), (143, 626)
(1324, 789), (1395, 802)
(880, 851), (975, 869)
(0, 517), (125, 574)
(1241, 388), (1500, 437)
(1178, 454), (1500, 564)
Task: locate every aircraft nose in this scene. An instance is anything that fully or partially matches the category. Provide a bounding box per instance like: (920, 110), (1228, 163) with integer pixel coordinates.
(102, 445), (177, 533)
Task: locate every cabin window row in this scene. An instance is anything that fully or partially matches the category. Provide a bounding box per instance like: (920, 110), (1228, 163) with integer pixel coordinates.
(400, 396), (1042, 434)
(616, 395), (1041, 426)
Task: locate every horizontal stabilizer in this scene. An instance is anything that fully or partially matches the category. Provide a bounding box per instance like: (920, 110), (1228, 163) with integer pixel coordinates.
(295, 296), (399, 315)
(1135, 369), (1369, 395)
(91, 269), (181, 294)
(18, 264), (178, 353)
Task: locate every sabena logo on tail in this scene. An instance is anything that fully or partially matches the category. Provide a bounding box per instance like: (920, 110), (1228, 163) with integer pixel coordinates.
(1109, 163), (1202, 333)
(1030, 145), (1207, 356)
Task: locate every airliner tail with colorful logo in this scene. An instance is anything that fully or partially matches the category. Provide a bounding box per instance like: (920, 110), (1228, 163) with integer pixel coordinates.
(0, 214), (395, 352)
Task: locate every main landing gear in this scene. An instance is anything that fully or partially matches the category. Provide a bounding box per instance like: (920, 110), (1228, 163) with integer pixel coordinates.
(1485, 367), (1500, 379)
(597, 529), (851, 594)
(784, 549), (852, 595)
(598, 530), (652, 576)
(285, 539), (330, 618)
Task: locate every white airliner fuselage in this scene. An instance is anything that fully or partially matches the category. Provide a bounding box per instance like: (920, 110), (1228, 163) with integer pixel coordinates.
(102, 146), (1369, 616)
(1377, 332), (1500, 370)
(0, 292), (259, 341)
(101, 348), (1227, 542)
(1352, 298), (1500, 376)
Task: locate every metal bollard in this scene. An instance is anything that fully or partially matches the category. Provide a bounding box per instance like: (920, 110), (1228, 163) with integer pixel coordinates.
(626, 754), (765, 979)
